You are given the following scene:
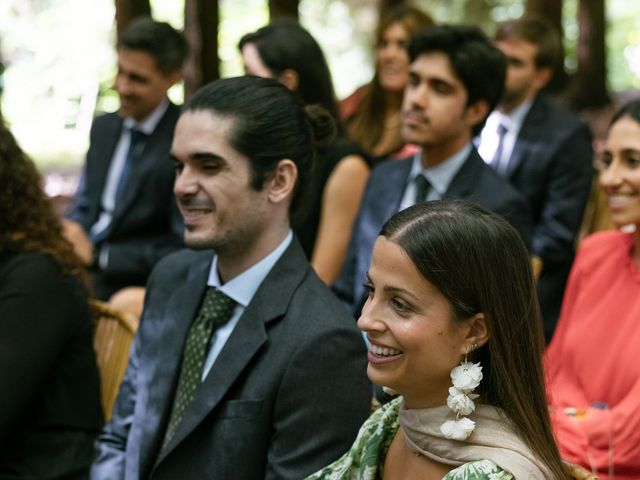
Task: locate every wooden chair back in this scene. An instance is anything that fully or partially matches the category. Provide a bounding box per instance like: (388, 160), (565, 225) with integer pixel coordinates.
(90, 299), (139, 420)
(531, 255), (543, 282)
(564, 461), (599, 479)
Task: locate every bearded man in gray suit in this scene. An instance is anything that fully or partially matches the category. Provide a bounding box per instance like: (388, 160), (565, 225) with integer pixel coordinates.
(91, 76), (371, 479)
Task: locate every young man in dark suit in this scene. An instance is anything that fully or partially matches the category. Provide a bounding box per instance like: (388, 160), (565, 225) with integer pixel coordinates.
(91, 76), (372, 480)
(334, 25), (533, 316)
(477, 17), (594, 341)
(64, 18), (187, 299)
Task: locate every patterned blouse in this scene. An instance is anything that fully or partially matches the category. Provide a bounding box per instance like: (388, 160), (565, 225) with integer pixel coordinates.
(306, 398), (513, 480)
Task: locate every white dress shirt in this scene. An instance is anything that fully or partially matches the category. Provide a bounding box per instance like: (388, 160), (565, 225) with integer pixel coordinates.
(477, 100), (533, 174)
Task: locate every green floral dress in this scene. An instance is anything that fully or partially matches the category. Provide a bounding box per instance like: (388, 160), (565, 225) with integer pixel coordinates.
(306, 398), (513, 480)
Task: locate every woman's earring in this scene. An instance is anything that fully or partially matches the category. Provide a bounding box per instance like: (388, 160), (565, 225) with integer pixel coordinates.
(440, 346), (483, 441)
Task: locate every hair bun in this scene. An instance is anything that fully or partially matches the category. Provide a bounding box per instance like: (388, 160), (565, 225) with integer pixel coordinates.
(305, 104), (336, 150)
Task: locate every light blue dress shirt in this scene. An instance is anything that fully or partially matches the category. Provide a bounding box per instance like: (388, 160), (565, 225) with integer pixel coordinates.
(201, 230), (293, 380)
(399, 143), (472, 211)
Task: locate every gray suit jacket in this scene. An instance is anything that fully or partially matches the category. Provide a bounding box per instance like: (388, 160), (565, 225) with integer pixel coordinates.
(502, 95), (593, 340)
(91, 239), (371, 480)
(333, 148), (533, 315)
(67, 103), (184, 299)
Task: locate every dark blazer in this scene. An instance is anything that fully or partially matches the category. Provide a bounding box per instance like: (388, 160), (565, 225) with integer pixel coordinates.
(91, 239), (371, 480)
(67, 103), (183, 299)
(333, 148), (533, 315)
(503, 95), (593, 340)
(0, 251), (103, 479)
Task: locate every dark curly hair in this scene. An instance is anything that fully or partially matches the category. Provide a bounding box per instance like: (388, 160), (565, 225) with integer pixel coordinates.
(0, 122), (86, 285)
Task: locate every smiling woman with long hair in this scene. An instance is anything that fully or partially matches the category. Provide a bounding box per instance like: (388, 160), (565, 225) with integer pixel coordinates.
(307, 200), (571, 479)
(0, 122), (102, 478)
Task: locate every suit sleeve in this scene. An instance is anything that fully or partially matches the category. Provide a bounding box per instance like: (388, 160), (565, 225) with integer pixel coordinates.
(331, 173), (377, 315)
(264, 324), (371, 479)
(100, 206), (183, 280)
(90, 328), (140, 479)
(496, 190), (534, 252)
(531, 123), (593, 264)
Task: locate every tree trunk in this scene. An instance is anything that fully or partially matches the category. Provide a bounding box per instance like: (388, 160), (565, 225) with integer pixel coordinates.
(526, 0), (567, 93)
(269, 0), (299, 21)
(568, 0), (609, 110)
(114, 0), (151, 40)
(183, 0), (219, 99)
(526, 0), (562, 34)
(463, 0), (491, 32)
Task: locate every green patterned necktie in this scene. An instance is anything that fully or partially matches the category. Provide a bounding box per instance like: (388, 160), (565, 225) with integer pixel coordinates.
(161, 287), (236, 452)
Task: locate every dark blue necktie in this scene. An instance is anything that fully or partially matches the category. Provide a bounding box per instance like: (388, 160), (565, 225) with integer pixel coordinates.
(414, 174), (431, 203)
(115, 128), (147, 204)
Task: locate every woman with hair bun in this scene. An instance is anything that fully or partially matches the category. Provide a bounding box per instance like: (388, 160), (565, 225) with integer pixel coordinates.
(239, 20), (371, 284)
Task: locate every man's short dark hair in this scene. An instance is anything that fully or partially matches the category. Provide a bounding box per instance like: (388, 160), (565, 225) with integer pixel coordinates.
(494, 16), (562, 70)
(184, 76), (335, 214)
(118, 17), (187, 75)
(408, 25), (506, 136)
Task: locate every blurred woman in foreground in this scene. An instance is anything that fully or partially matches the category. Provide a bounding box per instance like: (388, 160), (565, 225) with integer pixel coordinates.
(0, 122), (102, 478)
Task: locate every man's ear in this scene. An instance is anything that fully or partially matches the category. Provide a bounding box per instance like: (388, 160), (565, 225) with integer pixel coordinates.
(465, 99), (490, 129)
(461, 313), (489, 355)
(278, 69), (299, 92)
(533, 66), (552, 91)
(267, 159), (298, 205)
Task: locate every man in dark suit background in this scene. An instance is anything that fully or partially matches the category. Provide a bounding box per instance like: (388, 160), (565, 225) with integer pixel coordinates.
(334, 25), (533, 316)
(91, 76), (371, 479)
(64, 18), (186, 299)
(477, 16), (593, 341)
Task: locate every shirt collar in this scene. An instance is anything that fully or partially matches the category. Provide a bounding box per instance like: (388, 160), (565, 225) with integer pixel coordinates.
(489, 99), (533, 134)
(123, 98), (169, 135)
(206, 230), (293, 308)
(408, 143), (472, 197)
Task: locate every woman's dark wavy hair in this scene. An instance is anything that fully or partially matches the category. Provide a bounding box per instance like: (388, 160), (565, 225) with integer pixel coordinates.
(380, 200), (569, 479)
(0, 122), (86, 284)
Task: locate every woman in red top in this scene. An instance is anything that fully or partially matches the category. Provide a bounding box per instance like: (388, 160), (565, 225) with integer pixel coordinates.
(545, 99), (640, 479)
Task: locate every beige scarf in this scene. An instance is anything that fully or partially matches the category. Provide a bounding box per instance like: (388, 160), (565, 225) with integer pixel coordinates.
(399, 400), (553, 479)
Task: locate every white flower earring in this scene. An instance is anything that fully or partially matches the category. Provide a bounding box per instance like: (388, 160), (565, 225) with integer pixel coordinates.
(440, 344), (482, 441)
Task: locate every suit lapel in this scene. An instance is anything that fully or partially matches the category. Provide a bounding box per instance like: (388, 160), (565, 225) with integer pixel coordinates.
(380, 158), (412, 219)
(443, 149), (483, 199)
(154, 240), (308, 466)
(505, 97), (545, 179)
(139, 255), (211, 474)
(90, 117), (123, 223)
(111, 103), (178, 226)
